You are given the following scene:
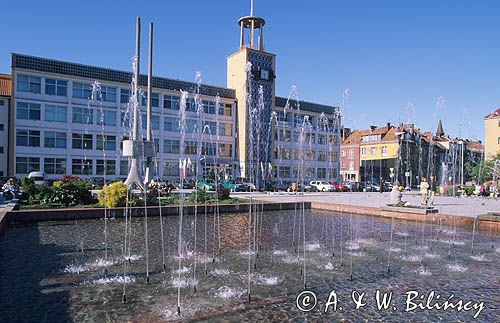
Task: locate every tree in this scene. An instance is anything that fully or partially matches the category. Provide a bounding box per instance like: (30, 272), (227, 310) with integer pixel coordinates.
(470, 153), (500, 183)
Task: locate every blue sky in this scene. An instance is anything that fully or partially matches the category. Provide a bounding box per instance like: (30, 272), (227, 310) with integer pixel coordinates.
(1, 0), (499, 141)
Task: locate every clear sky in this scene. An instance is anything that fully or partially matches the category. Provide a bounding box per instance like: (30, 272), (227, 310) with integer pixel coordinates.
(1, 0), (499, 141)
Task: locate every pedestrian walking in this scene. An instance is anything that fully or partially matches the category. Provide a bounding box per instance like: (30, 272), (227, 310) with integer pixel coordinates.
(420, 177), (429, 206)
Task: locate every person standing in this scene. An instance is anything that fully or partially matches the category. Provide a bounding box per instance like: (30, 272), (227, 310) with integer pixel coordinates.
(428, 175), (437, 206)
(420, 177), (429, 206)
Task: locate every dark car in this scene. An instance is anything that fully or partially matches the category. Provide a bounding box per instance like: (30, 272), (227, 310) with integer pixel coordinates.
(181, 179), (195, 189)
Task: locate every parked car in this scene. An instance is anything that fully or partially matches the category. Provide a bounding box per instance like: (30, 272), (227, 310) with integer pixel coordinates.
(309, 180), (335, 192)
(330, 182), (349, 192)
(366, 182), (381, 192)
(235, 177), (256, 191)
(196, 179), (216, 191)
(235, 183), (252, 192)
(382, 181), (393, 192)
(28, 171), (48, 186)
(220, 180), (237, 192)
(274, 181), (291, 192)
(180, 179), (195, 189)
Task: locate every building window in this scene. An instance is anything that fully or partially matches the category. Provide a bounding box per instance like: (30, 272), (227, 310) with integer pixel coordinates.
(219, 123), (232, 136)
(97, 110), (117, 126)
(72, 107), (93, 124)
(44, 158), (66, 174)
(96, 160), (116, 175)
(370, 147), (376, 156)
(219, 103), (232, 116)
(16, 157), (40, 174)
(349, 161), (354, 170)
(16, 129), (40, 147)
(349, 149), (354, 158)
(164, 95), (180, 110)
(72, 159), (92, 175)
(317, 168), (327, 178)
(119, 160), (128, 176)
(17, 102), (41, 120)
(361, 147), (366, 156)
(45, 79), (67, 96)
(381, 146), (388, 156)
(341, 149), (346, 157)
(185, 99), (197, 112)
(186, 119), (197, 133)
(0, 124), (3, 131)
(318, 151), (327, 161)
(163, 161), (177, 176)
(44, 131), (66, 148)
(0, 100), (4, 106)
(203, 121), (217, 135)
(219, 144), (232, 157)
(203, 100), (216, 114)
(341, 161), (346, 168)
(202, 142), (217, 156)
(0, 147), (3, 154)
(72, 133), (93, 149)
(163, 139), (180, 154)
(141, 114), (160, 130)
(498, 137), (500, 144)
(100, 86), (117, 102)
(73, 82), (92, 99)
(164, 117), (179, 132)
(184, 141), (197, 155)
(149, 93), (159, 107)
(17, 75), (41, 93)
(120, 89), (130, 104)
(45, 105), (67, 122)
(96, 135), (116, 151)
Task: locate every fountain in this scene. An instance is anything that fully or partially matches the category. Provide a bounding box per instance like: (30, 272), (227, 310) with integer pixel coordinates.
(1, 12), (499, 323)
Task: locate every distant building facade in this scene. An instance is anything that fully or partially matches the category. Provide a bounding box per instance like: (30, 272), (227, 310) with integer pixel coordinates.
(484, 108), (500, 160)
(341, 121), (484, 186)
(0, 74), (11, 177)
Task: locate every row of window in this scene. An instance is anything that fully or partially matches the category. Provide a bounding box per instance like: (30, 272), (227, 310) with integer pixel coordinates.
(340, 161), (356, 170)
(15, 157), (126, 175)
(275, 111), (339, 130)
(361, 146), (389, 156)
(15, 102), (234, 135)
(274, 129), (338, 144)
(341, 149), (355, 158)
(274, 148), (339, 162)
(16, 75), (234, 116)
(15, 129), (233, 157)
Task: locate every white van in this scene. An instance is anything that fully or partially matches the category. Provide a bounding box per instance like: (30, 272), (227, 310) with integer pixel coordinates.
(28, 172), (48, 186)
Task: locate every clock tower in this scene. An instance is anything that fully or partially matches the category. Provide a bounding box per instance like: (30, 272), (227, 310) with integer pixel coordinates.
(227, 1), (276, 181)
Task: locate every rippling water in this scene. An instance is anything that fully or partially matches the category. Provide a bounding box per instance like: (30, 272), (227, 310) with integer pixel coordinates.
(1, 209), (499, 322)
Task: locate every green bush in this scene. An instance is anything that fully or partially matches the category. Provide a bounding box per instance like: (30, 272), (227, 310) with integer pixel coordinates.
(48, 175), (94, 206)
(463, 186), (475, 196)
(187, 188), (209, 204)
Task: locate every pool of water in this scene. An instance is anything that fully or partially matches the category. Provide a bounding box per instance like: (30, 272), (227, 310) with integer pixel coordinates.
(1, 209), (499, 322)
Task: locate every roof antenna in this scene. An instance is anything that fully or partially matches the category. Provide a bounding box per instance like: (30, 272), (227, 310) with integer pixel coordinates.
(250, 0), (254, 16)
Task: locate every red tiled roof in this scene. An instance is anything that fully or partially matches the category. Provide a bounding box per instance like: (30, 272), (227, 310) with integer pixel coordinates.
(485, 108), (500, 119)
(0, 74), (11, 97)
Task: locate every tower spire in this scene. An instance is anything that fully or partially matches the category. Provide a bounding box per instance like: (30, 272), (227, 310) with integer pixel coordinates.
(436, 119), (444, 137)
(250, 0), (254, 16)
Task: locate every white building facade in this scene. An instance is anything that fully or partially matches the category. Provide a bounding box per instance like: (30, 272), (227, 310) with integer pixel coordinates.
(10, 54), (237, 180)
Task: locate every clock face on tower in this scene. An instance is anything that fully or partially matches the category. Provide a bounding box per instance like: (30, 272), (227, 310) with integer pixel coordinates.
(260, 68), (270, 80)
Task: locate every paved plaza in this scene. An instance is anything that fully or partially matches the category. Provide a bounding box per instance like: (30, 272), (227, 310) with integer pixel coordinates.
(232, 191), (499, 218)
